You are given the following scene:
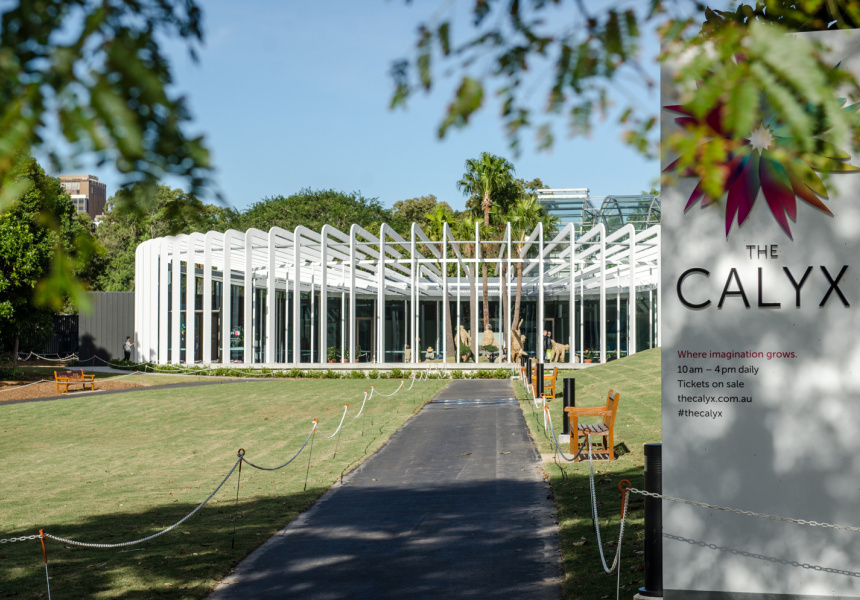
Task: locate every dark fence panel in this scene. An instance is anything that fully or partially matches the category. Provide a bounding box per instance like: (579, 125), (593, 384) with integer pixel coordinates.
(45, 315), (79, 355)
(78, 292), (135, 362)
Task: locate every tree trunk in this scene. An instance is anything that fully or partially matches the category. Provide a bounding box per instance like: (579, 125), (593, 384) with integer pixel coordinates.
(501, 263), (508, 361)
(512, 261), (524, 340)
(444, 278), (456, 363)
(12, 333), (18, 367)
(482, 262), (490, 332)
(467, 264), (478, 362)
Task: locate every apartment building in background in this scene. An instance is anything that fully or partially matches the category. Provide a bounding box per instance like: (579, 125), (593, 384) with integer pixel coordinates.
(59, 174), (107, 220)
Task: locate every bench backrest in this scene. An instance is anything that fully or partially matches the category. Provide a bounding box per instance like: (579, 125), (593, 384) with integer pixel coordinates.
(55, 369), (84, 380)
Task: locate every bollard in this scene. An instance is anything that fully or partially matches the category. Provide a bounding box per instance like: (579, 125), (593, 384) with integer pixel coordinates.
(525, 356), (532, 386)
(535, 363), (544, 398)
(563, 378), (575, 435)
(639, 443), (663, 598)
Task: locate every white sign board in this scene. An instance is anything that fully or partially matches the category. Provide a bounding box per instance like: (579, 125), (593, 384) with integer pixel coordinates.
(662, 29), (860, 600)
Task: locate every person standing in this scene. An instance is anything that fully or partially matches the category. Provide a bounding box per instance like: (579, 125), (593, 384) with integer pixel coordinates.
(543, 330), (552, 361)
(123, 336), (134, 361)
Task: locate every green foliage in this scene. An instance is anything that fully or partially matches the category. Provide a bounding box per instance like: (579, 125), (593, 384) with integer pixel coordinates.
(0, 0), (211, 209)
(240, 189), (392, 235)
(349, 370), (366, 379)
(391, 0), (860, 176)
(0, 0), (212, 305)
(0, 155), (99, 352)
(451, 369), (464, 380)
(390, 195), (455, 231)
(94, 184), (238, 291)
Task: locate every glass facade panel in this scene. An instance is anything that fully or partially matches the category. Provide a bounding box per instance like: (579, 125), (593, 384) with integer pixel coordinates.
(253, 288), (266, 363)
(230, 284), (244, 362)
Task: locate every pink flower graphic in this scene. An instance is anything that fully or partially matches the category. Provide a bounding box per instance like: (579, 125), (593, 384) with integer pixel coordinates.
(663, 100), (860, 238)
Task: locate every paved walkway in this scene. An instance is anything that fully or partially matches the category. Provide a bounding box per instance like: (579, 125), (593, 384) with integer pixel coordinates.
(207, 380), (561, 600)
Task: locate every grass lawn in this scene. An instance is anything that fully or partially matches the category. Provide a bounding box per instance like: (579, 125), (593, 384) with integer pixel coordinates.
(516, 348), (662, 599)
(1, 377), (448, 599)
(6, 365), (232, 386)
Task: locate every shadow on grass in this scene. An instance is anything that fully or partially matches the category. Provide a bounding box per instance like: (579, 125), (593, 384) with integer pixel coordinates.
(0, 487), (327, 599)
(3, 476), (559, 600)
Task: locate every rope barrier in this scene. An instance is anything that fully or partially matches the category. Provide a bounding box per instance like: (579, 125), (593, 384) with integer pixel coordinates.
(317, 406), (349, 439)
(4, 368), (438, 596)
(44, 456), (243, 548)
(370, 380), (405, 397)
(0, 379), (53, 394)
(240, 424), (317, 471)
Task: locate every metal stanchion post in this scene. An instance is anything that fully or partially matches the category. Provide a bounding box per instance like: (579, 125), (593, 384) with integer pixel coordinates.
(563, 377), (575, 435)
(535, 363), (544, 398)
(525, 356), (532, 386)
(638, 443), (663, 599)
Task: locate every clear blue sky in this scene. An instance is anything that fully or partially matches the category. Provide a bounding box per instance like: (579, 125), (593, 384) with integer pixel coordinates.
(99, 1), (661, 213)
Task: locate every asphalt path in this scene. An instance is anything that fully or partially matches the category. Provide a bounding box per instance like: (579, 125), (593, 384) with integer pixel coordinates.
(207, 379), (561, 600)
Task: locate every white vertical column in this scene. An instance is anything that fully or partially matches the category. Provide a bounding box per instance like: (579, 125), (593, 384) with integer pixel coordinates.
(159, 239), (170, 364)
(616, 266), (621, 360)
(222, 231), (234, 366)
(442, 225), (448, 363)
(266, 229), (277, 365)
(148, 239), (160, 363)
(293, 228), (302, 364)
(569, 224), (576, 362)
(599, 225), (606, 364)
(377, 225), (386, 364)
(628, 228), (637, 356)
(319, 226), (330, 366)
(134, 242), (144, 362)
(203, 232), (214, 364)
(456, 258), (461, 364)
(185, 235), (197, 364)
(507, 226), (512, 362)
(349, 226), (357, 364)
(474, 221), (480, 359)
(243, 231), (253, 363)
(537, 223), (545, 364)
(411, 224), (417, 364)
(171, 237), (182, 365)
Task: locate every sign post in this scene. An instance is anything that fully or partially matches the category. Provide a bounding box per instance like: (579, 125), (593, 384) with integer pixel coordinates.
(662, 29), (860, 600)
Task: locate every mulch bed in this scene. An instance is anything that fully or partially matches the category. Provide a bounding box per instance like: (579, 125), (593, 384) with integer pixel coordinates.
(0, 379), (142, 402)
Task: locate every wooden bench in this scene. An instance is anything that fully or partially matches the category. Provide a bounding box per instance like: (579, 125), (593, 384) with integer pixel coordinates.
(565, 390), (621, 461)
(54, 369), (95, 394)
(531, 365), (559, 400)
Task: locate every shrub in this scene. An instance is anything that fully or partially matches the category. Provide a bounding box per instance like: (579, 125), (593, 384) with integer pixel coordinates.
(349, 370), (366, 379)
(451, 369), (464, 380)
(287, 368), (303, 378)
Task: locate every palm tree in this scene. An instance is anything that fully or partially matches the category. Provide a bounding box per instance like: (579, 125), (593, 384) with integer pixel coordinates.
(424, 205), (457, 361)
(457, 152), (515, 333)
(508, 195), (558, 358)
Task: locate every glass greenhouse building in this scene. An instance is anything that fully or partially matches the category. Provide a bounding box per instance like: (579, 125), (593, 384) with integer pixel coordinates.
(133, 220), (660, 367)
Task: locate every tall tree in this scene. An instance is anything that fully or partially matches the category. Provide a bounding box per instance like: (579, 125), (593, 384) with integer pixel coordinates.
(240, 189), (391, 234)
(95, 184), (235, 292)
(508, 195), (558, 359)
(391, 195), (454, 232)
(457, 152), (515, 333)
(0, 156), (97, 362)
